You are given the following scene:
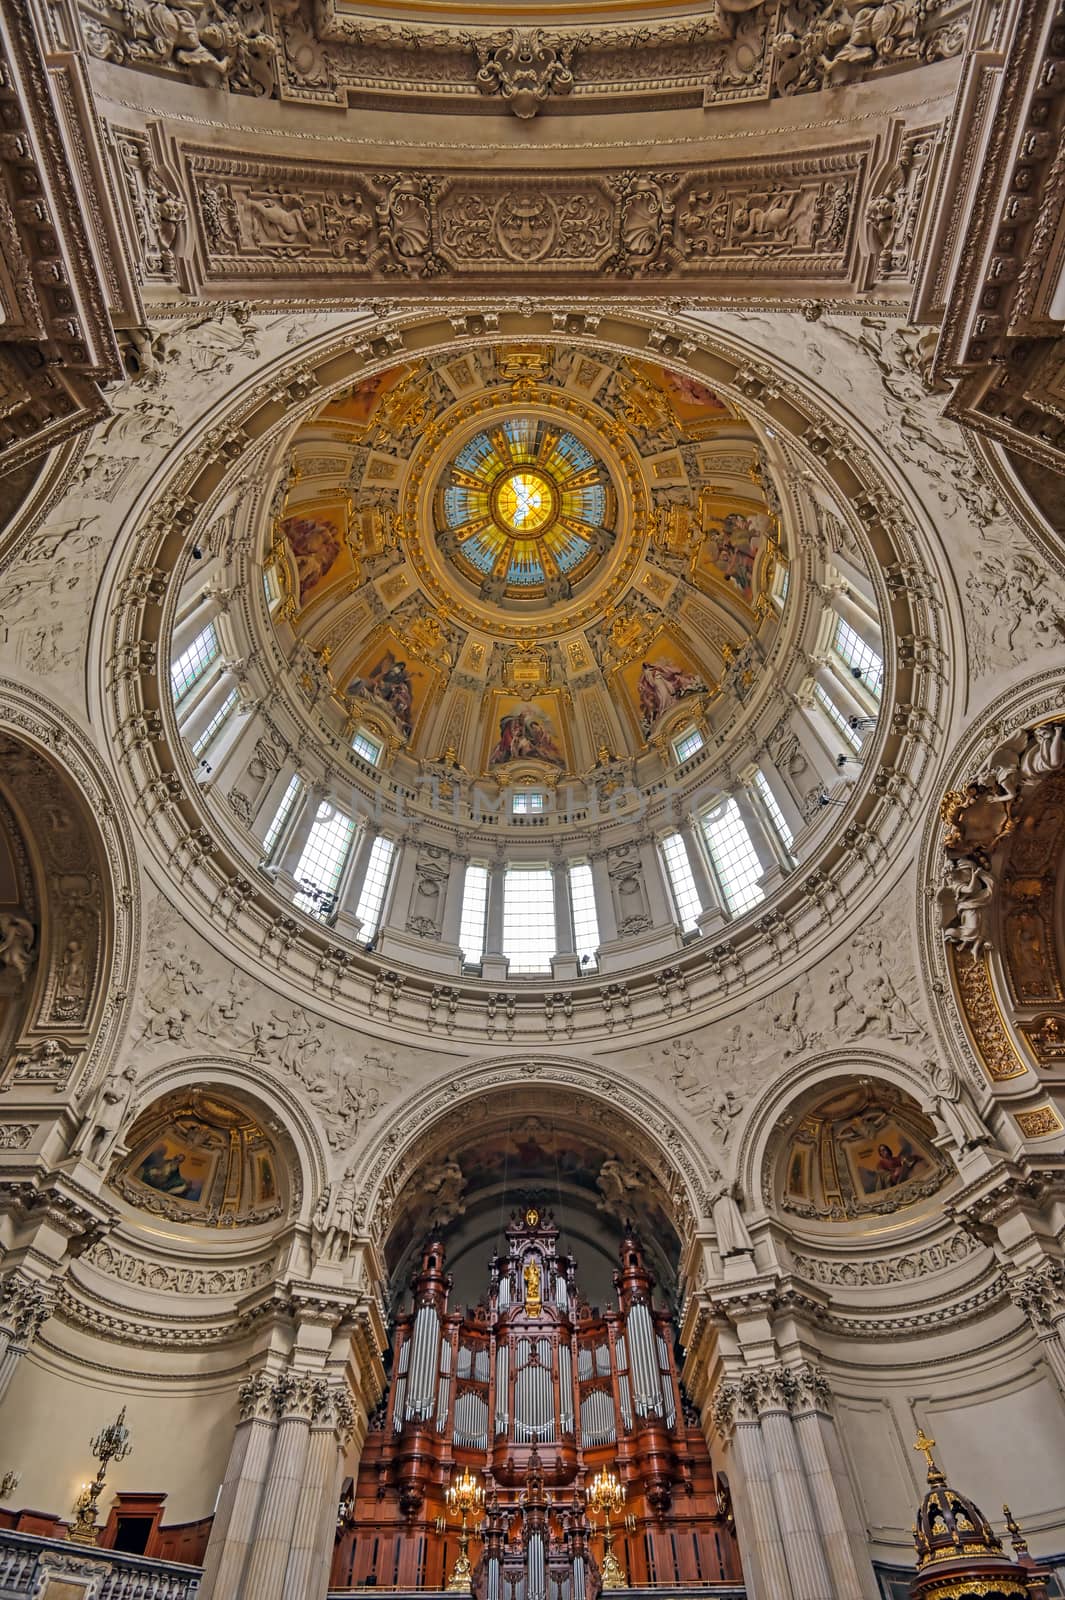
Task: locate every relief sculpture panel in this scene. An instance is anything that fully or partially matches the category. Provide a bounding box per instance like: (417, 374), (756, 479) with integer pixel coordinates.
(182, 146), (866, 292)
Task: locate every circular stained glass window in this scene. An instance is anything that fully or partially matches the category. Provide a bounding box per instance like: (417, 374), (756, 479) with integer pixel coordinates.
(435, 416), (616, 599)
(494, 469), (557, 536)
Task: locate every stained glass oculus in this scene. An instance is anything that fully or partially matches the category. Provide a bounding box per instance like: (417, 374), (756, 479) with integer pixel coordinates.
(437, 418), (615, 598)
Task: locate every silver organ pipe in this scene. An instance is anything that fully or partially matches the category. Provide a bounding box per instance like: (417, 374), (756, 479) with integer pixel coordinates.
(453, 1390), (489, 1449)
(579, 1388), (616, 1446)
(657, 1332), (676, 1426)
(407, 1301), (441, 1420)
(555, 1275), (567, 1309)
(557, 1342), (574, 1434)
(436, 1338), (452, 1432)
(527, 1533), (546, 1600)
(618, 1373), (633, 1431)
(487, 1555), (501, 1600)
(495, 1345), (509, 1435)
(627, 1299), (662, 1416)
(393, 1336), (410, 1430)
(514, 1338), (555, 1443)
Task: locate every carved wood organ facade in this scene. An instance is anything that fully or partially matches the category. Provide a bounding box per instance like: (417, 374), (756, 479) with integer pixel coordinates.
(333, 1210), (739, 1592)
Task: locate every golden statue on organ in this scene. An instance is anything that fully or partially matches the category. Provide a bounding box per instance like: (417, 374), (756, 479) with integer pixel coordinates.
(332, 1208), (740, 1594)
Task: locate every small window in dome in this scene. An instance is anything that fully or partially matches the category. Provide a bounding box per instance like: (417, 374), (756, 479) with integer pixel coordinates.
(512, 791), (546, 814)
(352, 728), (384, 767)
(171, 622), (219, 704)
(832, 616), (882, 698)
(263, 565), (282, 611)
(672, 727), (704, 763)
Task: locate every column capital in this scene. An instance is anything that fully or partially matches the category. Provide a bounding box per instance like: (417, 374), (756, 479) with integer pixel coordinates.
(237, 1370), (278, 1423)
(0, 1269), (54, 1342)
(1008, 1259), (1065, 1328)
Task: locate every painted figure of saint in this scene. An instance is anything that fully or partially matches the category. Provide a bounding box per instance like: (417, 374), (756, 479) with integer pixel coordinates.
(637, 658), (707, 735)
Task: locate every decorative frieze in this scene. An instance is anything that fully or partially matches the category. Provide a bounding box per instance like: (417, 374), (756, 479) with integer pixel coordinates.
(184, 147), (864, 292)
(84, 1241), (275, 1296)
(790, 1233), (979, 1287)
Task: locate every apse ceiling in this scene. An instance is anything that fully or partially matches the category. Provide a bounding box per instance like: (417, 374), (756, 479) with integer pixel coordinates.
(269, 342), (783, 778)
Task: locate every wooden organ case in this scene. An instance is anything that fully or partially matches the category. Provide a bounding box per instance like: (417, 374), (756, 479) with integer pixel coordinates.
(333, 1209), (740, 1592)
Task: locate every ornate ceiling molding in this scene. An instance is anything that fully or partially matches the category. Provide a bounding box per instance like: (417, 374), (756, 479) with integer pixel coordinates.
(77, 0), (969, 113)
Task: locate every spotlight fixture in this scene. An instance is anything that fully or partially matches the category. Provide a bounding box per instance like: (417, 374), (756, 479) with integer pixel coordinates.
(191, 545), (203, 560)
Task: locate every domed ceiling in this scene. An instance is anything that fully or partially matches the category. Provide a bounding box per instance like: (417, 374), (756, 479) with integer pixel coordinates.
(268, 342), (785, 781)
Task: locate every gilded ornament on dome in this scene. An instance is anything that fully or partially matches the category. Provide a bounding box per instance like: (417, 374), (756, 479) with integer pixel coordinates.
(615, 365), (675, 435)
(1014, 1104), (1064, 1138)
(604, 605), (650, 660)
(407, 609), (455, 668)
(496, 346), (551, 383)
(653, 502), (701, 562)
(502, 641), (552, 694)
(374, 362), (430, 436)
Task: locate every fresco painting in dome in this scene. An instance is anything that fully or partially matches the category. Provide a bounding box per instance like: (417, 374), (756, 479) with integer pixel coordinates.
(282, 500), (353, 605)
(317, 362), (412, 430)
(613, 630), (712, 740)
(628, 358), (730, 429)
(781, 1083), (950, 1221)
(134, 1135), (213, 1205)
(695, 506), (772, 607)
(344, 628), (439, 743)
(486, 694), (568, 770)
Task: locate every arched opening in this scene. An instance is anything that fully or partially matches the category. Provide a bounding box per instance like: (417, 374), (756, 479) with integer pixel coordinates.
(333, 1079), (740, 1593)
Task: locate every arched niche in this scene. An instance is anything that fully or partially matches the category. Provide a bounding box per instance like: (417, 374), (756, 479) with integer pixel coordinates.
(109, 1086), (297, 1231)
(113, 1055), (330, 1229)
(770, 1078), (952, 1228)
(935, 713), (1065, 1108)
(0, 714), (134, 1097)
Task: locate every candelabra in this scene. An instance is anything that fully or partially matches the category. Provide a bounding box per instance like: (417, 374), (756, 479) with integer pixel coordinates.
(69, 1406), (132, 1546)
(588, 1467), (629, 1589)
(444, 1466), (484, 1592)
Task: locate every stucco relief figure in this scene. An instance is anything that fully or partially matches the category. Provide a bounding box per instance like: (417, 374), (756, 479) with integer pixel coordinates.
(851, 972), (925, 1042)
(321, 1174), (360, 1261)
(1020, 721), (1065, 782)
(72, 1065), (138, 1166)
(0, 913), (35, 983)
(711, 1183), (755, 1257)
(423, 1158), (467, 1226)
(596, 1156), (647, 1213)
(941, 856), (995, 956)
(927, 1061), (992, 1152)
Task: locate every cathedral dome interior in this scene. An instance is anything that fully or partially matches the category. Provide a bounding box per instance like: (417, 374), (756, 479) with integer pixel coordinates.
(1, 1), (1065, 1598)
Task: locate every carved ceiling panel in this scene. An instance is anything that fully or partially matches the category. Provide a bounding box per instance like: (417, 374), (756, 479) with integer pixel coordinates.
(181, 146), (864, 297)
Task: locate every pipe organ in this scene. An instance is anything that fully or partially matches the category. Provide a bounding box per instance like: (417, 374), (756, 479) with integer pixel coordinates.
(333, 1209), (740, 1591)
